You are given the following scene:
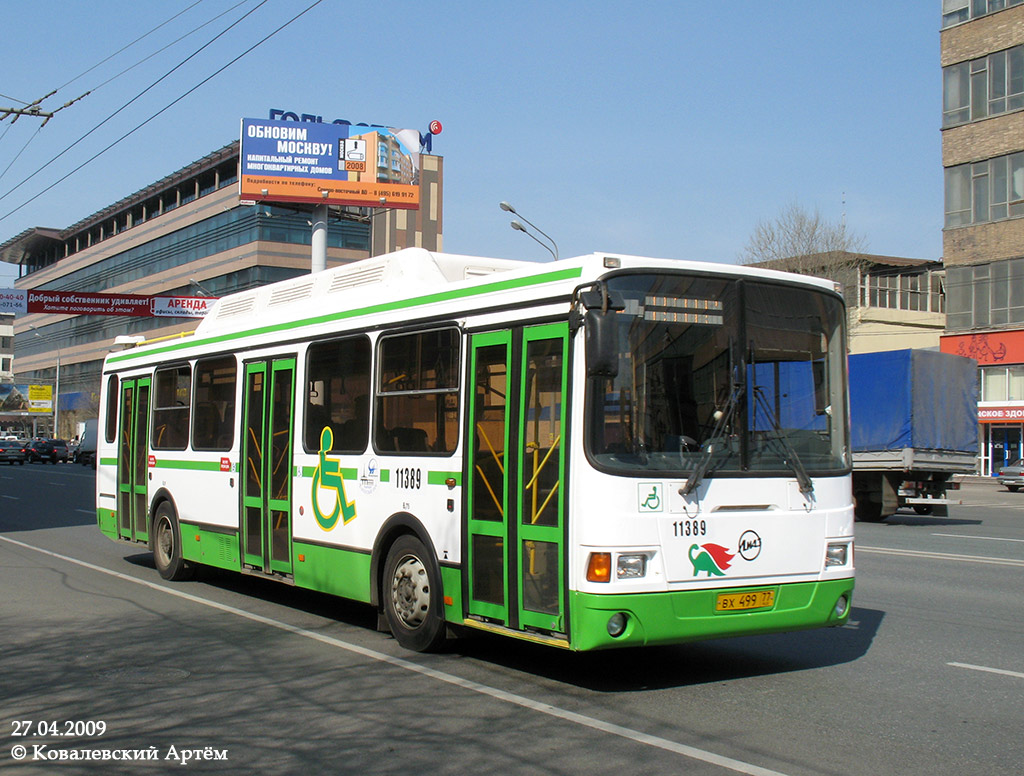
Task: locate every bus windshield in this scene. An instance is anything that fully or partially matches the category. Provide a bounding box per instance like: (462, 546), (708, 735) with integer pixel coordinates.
(587, 272), (849, 477)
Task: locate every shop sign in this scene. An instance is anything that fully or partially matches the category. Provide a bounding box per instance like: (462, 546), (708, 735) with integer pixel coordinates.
(978, 406), (1024, 423)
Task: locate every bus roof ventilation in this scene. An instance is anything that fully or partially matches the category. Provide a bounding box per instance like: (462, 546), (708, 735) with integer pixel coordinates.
(329, 265), (386, 293)
(269, 281), (314, 306)
(214, 294), (256, 320)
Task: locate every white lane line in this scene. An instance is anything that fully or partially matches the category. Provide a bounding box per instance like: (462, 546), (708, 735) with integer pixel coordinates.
(932, 533), (1024, 543)
(0, 535), (790, 776)
(948, 662), (1024, 680)
(857, 546), (1024, 568)
(75, 509), (95, 515)
(1, 495), (18, 500)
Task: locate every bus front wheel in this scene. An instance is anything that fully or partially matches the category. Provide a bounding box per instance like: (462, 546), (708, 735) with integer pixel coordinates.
(153, 502), (194, 582)
(382, 535), (447, 652)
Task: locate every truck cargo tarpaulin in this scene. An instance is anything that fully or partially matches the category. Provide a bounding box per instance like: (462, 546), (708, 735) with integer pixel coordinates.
(0, 289), (216, 318)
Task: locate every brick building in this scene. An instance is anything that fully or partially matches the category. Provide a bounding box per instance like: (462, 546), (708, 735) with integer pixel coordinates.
(941, 0), (1024, 474)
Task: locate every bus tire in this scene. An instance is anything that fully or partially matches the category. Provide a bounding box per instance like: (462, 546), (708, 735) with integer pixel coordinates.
(153, 502), (194, 582)
(854, 499), (886, 522)
(382, 534), (446, 652)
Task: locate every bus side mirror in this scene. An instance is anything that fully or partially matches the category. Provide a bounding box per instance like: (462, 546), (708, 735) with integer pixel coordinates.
(585, 310), (619, 378)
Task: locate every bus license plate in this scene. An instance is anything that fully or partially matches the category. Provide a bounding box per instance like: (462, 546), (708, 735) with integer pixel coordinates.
(715, 590), (775, 612)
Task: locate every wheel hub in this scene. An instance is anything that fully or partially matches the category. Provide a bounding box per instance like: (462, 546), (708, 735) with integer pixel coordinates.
(391, 556), (429, 628)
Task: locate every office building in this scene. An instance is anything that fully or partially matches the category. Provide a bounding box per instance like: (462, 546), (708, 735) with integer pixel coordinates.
(0, 139), (443, 438)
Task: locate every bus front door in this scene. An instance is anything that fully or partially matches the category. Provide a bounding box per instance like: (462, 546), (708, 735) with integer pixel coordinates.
(467, 323), (568, 636)
(241, 358), (296, 576)
(117, 376), (151, 543)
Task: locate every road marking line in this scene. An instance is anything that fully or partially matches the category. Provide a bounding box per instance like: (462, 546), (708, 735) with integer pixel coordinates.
(948, 662), (1024, 680)
(1, 495), (18, 500)
(857, 545), (1024, 567)
(932, 533), (1024, 543)
(0, 535), (790, 776)
(76, 509), (95, 515)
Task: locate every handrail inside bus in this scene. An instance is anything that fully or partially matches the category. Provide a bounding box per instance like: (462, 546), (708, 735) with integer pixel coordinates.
(474, 462), (504, 517)
(476, 423), (505, 475)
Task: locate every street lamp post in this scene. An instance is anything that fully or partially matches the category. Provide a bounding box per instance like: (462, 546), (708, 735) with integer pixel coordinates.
(29, 326), (59, 438)
(499, 201), (559, 261)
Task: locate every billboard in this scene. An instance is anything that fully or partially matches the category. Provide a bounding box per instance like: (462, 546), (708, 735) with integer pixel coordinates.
(0, 289), (215, 317)
(239, 118), (421, 209)
(0, 384), (52, 413)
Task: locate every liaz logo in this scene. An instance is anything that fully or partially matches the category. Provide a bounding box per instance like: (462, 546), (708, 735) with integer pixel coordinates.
(689, 543), (735, 577)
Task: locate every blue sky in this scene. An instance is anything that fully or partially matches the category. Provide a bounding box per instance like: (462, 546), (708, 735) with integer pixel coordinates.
(0, 1), (941, 288)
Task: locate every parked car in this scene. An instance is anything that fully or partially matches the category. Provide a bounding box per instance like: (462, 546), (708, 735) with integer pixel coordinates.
(51, 440), (69, 463)
(0, 440), (26, 465)
(25, 439), (55, 464)
(996, 459), (1024, 492)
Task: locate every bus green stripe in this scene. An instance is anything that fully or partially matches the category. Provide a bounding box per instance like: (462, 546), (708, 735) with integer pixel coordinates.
(299, 466), (358, 479)
(108, 266), (583, 364)
(152, 459), (225, 471)
(427, 470), (461, 486)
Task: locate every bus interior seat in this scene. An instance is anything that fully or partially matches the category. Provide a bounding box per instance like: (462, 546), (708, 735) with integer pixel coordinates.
(391, 427), (428, 452)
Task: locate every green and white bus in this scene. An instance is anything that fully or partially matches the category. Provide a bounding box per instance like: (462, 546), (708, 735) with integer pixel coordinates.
(96, 248), (854, 652)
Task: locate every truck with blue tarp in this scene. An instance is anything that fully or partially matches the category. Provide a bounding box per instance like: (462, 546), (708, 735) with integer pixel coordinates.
(849, 349), (978, 522)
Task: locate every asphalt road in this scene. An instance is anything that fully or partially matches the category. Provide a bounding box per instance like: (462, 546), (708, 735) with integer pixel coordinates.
(1, 465), (1021, 775)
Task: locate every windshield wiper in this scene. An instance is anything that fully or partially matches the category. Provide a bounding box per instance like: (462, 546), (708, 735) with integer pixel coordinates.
(681, 384), (744, 496)
(751, 386), (814, 496)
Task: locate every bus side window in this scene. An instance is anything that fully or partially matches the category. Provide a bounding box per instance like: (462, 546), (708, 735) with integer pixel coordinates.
(153, 365), (191, 450)
(192, 355), (236, 451)
(375, 328), (460, 456)
(304, 336), (370, 453)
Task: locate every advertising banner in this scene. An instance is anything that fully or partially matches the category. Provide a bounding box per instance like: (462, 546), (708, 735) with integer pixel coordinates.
(941, 330), (1024, 366)
(0, 290), (215, 318)
(0, 384), (52, 413)
(239, 118), (421, 209)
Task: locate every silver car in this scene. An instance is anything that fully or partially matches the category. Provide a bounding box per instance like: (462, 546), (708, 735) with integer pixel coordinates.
(996, 459), (1024, 492)
(0, 440), (26, 465)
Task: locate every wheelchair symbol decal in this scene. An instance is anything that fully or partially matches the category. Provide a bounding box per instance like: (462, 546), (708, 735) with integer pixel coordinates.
(639, 483), (663, 512)
(311, 426), (357, 530)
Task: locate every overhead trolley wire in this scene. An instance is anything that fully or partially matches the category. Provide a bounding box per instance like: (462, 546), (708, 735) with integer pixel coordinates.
(0, 0), (325, 227)
(0, 0), (272, 211)
(0, 1), (251, 184)
(53, 0), (207, 94)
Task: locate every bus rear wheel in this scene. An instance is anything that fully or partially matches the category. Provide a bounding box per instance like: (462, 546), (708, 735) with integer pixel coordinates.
(153, 502), (194, 582)
(383, 535), (447, 652)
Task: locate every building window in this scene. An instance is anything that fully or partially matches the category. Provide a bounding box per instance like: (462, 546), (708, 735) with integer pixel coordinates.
(947, 259), (1024, 330)
(945, 152), (1024, 227)
(943, 46), (1024, 127)
(981, 365), (1024, 401)
(859, 271), (942, 312)
(943, 0), (1024, 28)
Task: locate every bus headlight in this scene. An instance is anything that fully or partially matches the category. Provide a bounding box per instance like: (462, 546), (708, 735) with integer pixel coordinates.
(834, 595), (849, 618)
(616, 553), (648, 579)
(825, 543), (849, 567)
